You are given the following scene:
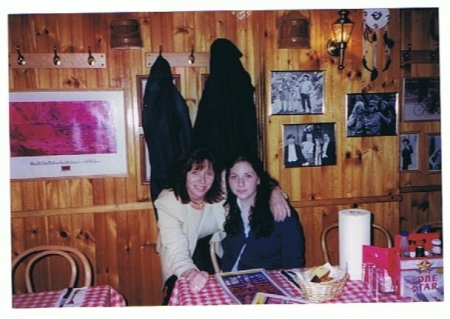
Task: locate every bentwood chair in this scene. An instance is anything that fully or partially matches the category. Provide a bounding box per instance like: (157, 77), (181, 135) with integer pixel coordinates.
(320, 223), (393, 265)
(12, 245), (93, 293)
(209, 242), (221, 274)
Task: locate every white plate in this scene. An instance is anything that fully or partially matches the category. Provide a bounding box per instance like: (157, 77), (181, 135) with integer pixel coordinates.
(364, 8), (390, 30)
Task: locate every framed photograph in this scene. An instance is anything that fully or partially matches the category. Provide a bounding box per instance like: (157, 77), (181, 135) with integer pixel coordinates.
(136, 74), (181, 126)
(428, 134), (441, 172)
(346, 92), (398, 137)
(283, 123), (336, 167)
(10, 90), (128, 180)
(139, 135), (150, 184)
(400, 133), (419, 171)
(270, 70), (324, 115)
(402, 77), (440, 122)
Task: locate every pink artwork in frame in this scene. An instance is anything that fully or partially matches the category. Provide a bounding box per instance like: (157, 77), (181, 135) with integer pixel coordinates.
(9, 90), (128, 179)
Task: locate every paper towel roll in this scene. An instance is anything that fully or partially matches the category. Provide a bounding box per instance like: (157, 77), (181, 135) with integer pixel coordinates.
(339, 209), (371, 280)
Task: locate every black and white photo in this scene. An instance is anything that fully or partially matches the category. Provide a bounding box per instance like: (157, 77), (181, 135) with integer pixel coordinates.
(346, 93), (398, 137)
(271, 71), (324, 115)
(428, 134), (441, 171)
(403, 77), (440, 122)
(283, 123), (336, 167)
(400, 133), (419, 171)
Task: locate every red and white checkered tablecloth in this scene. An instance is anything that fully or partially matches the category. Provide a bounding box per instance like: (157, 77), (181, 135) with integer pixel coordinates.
(168, 269), (410, 305)
(12, 285), (127, 308)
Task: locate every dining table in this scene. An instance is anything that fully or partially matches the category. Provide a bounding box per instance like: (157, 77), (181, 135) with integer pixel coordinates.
(12, 285), (127, 308)
(168, 269), (413, 305)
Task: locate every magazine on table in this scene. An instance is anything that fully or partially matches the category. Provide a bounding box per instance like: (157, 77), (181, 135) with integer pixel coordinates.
(216, 268), (292, 304)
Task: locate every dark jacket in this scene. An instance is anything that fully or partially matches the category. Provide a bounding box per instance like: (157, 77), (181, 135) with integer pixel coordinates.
(321, 141), (336, 166)
(221, 206), (306, 272)
(142, 55), (192, 205)
(191, 38), (258, 171)
(284, 144), (306, 167)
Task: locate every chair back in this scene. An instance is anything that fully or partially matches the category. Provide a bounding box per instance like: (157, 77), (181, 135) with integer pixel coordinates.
(320, 223), (393, 264)
(12, 245), (92, 293)
(209, 242), (221, 274)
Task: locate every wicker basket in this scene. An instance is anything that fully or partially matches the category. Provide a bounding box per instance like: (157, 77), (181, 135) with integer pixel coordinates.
(296, 267), (349, 303)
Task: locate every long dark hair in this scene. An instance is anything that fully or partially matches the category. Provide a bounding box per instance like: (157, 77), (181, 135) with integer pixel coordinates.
(171, 148), (224, 204)
(223, 155), (274, 238)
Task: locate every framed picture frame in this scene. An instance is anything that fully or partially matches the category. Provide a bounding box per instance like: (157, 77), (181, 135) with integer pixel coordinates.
(282, 122), (336, 167)
(9, 90), (128, 180)
(270, 70), (324, 115)
(400, 133), (419, 171)
(428, 134), (441, 172)
(346, 92), (398, 137)
(139, 135), (150, 184)
(402, 77), (440, 122)
(136, 74), (181, 126)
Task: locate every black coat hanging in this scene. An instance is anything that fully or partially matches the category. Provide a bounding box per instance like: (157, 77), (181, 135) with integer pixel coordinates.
(191, 38), (259, 171)
(142, 54), (192, 207)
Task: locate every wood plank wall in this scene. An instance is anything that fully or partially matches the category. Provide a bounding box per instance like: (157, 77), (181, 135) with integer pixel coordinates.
(9, 8), (441, 306)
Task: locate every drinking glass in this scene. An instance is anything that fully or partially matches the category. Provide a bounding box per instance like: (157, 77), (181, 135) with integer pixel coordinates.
(376, 268), (396, 297)
(361, 262), (376, 297)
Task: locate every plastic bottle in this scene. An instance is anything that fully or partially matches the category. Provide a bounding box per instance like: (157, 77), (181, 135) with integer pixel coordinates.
(431, 238), (442, 255)
(399, 231), (410, 258)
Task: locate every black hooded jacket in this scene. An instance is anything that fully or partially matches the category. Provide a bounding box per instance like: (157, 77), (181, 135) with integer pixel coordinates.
(191, 38), (259, 171)
(142, 54), (192, 205)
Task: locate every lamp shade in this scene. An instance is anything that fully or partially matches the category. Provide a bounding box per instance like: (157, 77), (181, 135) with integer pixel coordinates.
(331, 9), (354, 44)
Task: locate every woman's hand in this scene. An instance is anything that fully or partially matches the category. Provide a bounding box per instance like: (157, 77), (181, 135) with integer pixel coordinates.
(270, 187), (290, 222)
(181, 269), (209, 293)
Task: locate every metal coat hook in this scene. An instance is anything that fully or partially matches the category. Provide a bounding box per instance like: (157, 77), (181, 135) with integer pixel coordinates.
(430, 44), (439, 62)
(402, 43), (412, 62)
(16, 46), (26, 65)
(87, 47), (95, 66)
(159, 45), (162, 56)
(53, 46), (61, 65)
(188, 46), (195, 65)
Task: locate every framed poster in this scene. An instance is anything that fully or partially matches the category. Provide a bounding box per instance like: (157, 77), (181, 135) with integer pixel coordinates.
(282, 122), (336, 167)
(428, 134), (441, 172)
(402, 77), (440, 122)
(400, 133), (419, 171)
(136, 74), (181, 126)
(9, 90), (128, 180)
(346, 92), (398, 137)
(270, 70), (324, 115)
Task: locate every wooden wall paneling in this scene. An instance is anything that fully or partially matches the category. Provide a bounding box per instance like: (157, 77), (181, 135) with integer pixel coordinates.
(117, 210), (142, 306)
(146, 12), (163, 52)
(172, 12), (195, 52)
(103, 212), (120, 288)
(193, 11), (214, 51)
(400, 191), (442, 232)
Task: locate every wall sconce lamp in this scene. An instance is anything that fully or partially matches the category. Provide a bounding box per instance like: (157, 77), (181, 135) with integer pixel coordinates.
(326, 9), (355, 72)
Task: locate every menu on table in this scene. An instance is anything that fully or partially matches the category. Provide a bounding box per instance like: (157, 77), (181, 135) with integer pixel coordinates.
(216, 268), (292, 304)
